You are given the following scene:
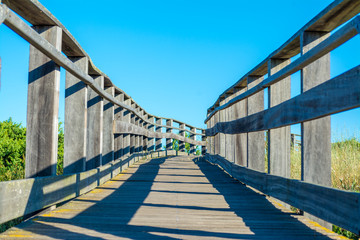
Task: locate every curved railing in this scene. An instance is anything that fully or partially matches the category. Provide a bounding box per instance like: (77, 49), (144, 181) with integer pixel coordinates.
(0, 0), (205, 226)
(204, 0), (360, 235)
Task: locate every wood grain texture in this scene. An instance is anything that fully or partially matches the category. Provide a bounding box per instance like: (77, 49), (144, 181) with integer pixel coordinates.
(2, 156), (349, 239)
(26, 25), (61, 178)
(206, 154), (360, 235)
(205, 64), (360, 136)
(64, 54), (88, 175)
(86, 75), (104, 170)
(268, 59), (291, 177)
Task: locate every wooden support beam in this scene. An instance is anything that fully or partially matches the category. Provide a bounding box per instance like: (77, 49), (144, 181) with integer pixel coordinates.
(268, 59), (291, 177)
(114, 93), (124, 161)
(122, 98), (131, 158)
(166, 119), (173, 150)
(202, 129), (206, 155)
(102, 86), (115, 165)
(247, 75), (265, 172)
(234, 87), (247, 166)
(190, 127), (196, 155)
(86, 75), (104, 170)
(301, 30), (331, 228)
(64, 56), (88, 174)
(155, 118), (162, 151)
(26, 25), (61, 178)
(179, 123), (185, 152)
(147, 116), (155, 152)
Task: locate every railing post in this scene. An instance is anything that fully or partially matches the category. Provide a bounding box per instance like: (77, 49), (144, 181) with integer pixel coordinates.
(155, 118), (162, 151)
(26, 25), (62, 178)
(219, 98), (226, 157)
(147, 116), (155, 152)
(134, 107), (140, 154)
(179, 123), (185, 152)
(130, 102), (136, 154)
(102, 86), (115, 165)
(214, 111), (220, 155)
(225, 94), (234, 162)
(166, 119), (173, 150)
(301, 31), (331, 228)
(114, 93), (125, 161)
(267, 59), (291, 177)
(190, 127), (196, 155)
(123, 97), (131, 158)
(64, 56), (88, 174)
(247, 75), (265, 171)
(143, 113), (148, 153)
(234, 87), (248, 166)
(86, 75), (104, 170)
(202, 129), (206, 156)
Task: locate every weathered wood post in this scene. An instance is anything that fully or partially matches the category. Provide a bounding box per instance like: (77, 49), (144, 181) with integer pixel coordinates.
(26, 26), (62, 177)
(179, 123), (185, 152)
(268, 59), (291, 177)
(301, 31), (331, 227)
(64, 55), (88, 174)
(143, 113), (148, 153)
(103, 85), (115, 165)
(86, 75), (104, 170)
(114, 92), (125, 161)
(219, 98), (226, 157)
(190, 127), (196, 155)
(234, 86), (247, 166)
(147, 116), (155, 152)
(166, 119), (173, 150)
(214, 111), (220, 156)
(122, 97), (131, 158)
(155, 118), (162, 151)
(130, 101), (136, 154)
(202, 129), (206, 156)
(247, 75), (265, 171)
(225, 94), (234, 162)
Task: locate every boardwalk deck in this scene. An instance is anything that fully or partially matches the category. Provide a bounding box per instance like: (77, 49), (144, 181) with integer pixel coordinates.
(2, 156), (346, 239)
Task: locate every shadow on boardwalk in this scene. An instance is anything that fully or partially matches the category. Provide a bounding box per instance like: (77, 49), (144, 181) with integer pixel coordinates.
(9, 156), (337, 239)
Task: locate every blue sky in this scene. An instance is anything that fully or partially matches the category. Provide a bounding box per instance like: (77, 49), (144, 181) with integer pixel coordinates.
(0, 0), (359, 141)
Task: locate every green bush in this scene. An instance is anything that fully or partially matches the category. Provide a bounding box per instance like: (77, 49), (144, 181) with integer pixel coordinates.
(0, 118), (26, 181)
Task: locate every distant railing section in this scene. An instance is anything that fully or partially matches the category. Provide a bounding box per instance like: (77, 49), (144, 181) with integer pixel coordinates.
(204, 0), (360, 235)
(0, 0), (206, 225)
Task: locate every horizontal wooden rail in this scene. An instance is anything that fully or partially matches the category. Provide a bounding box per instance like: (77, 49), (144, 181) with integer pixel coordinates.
(205, 16), (360, 123)
(206, 64), (360, 136)
(207, 0), (360, 114)
(0, 3), (204, 135)
(114, 121), (206, 146)
(205, 154), (360, 235)
(0, 150), (181, 225)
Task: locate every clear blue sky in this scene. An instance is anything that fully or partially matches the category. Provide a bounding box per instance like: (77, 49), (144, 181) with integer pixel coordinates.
(0, 0), (359, 140)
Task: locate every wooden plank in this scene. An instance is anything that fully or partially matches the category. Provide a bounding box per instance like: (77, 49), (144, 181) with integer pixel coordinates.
(225, 95), (234, 162)
(122, 98), (131, 159)
(179, 123), (186, 152)
(25, 25), (61, 178)
(205, 64), (360, 136)
(102, 86), (115, 165)
(2, 155), (349, 239)
(206, 154), (360, 235)
(268, 59), (291, 177)
(219, 99), (226, 157)
(247, 76), (264, 172)
(147, 116), (155, 152)
(204, 16), (360, 123)
(64, 57), (88, 174)
(86, 75), (104, 170)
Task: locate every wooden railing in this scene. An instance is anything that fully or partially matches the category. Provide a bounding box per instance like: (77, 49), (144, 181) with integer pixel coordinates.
(0, 0), (205, 225)
(205, 0), (360, 235)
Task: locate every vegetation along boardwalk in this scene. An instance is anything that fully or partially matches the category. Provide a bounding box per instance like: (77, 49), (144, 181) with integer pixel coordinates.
(1, 156), (346, 239)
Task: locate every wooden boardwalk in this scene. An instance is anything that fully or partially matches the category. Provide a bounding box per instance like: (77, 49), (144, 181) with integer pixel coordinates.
(2, 156), (346, 239)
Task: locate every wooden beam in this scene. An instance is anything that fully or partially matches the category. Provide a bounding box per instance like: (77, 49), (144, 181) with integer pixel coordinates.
(206, 65), (360, 136)
(86, 75), (104, 170)
(26, 25), (61, 178)
(102, 86), (115, 165)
